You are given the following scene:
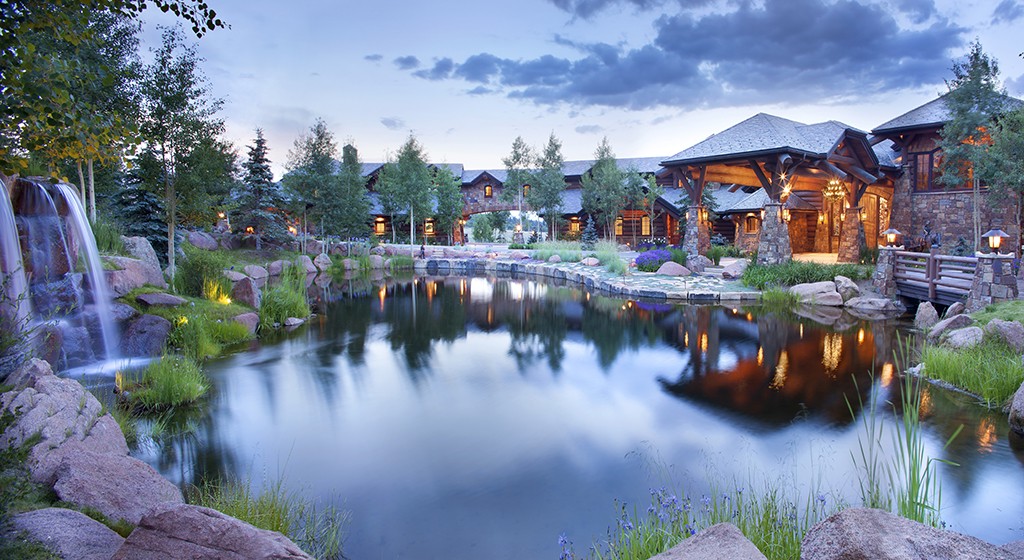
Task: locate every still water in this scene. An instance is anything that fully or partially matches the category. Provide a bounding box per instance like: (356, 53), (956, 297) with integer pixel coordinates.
(130, 275), (1024, 559)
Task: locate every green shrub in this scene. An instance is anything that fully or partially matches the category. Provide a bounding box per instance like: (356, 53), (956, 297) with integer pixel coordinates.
(706, 245), (727, 265)
(760, 287), (798, 308)
(534, 241), (582, 262)
(741, 261), (871, 290)
(388, 255), (415, 270)
(188, 476), (347, 560)
(168, 315), (220, 360)
(174, 244), (230, 298)
(121, 355), (208, 412)
(259, 265), (311, 330)
(668, 248), (688, 266)
(580, 219), (599, 250)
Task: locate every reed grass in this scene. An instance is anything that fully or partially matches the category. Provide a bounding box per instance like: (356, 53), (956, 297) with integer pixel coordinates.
(121, 355), (208, 412)
(187, 475), (347, 560)
(921, 338), (1024, 407)
(595, 241), (628, 275)
(759, 287), (798, 309)
(259, 264), (310, 330)
(741, 261), (871, 290)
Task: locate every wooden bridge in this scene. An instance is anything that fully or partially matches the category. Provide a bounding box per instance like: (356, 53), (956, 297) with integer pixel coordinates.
(893, 249), (976, 306)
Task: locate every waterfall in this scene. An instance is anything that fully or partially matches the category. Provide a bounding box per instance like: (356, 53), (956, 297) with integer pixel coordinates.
(0, 178), (31, 331)
(54, 183), (119, 360)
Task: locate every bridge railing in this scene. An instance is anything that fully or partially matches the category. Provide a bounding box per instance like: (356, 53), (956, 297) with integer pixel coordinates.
(893, 249), (976, 305)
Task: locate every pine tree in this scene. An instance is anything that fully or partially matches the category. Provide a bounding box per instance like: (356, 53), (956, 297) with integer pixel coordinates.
(580, 217), (598, 250)
(235, 128), (287, 250)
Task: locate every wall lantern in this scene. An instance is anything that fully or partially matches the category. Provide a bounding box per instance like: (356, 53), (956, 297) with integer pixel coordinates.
(217, 212), (225, 219)
(817, 212), (825, 224)
(983, 228), (1010, 253)
(860, 208), (868, 222)
(699, 207), (709, 222)
(780, 208), (791, 223)
(882, 228), (901, 247)
(760, 208), (766, 221)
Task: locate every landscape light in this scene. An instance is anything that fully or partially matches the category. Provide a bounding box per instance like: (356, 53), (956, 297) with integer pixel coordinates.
(983, 228), (1009, 252)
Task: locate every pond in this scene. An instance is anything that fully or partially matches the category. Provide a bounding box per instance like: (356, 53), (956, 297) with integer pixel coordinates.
(98, 275), (1024, 559)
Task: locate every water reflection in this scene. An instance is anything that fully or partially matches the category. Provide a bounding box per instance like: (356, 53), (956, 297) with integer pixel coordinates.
(127, 275), (1023, 559)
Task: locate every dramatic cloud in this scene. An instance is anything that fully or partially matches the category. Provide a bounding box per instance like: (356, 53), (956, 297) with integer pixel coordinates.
(401, 0), (966, 111)
(547, 0), (712, 19)
(380, 117), (406, 130)
(364, 54), (384, 62)
(893, 0), (936, 24)
(991, 0), (1024, 24)
(393, 56), (421, 70)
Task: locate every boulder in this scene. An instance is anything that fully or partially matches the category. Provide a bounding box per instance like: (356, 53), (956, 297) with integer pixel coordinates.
(926, 314), (974, 343)
(371, 245), (386, 256)
(801, 507), (1016, 560)
(369, 255), (385, 269)
(945, 301), (966, 319)
(121, 236), (161, 270)
(686, 255), (712, 273)
(793, 304), (844, 327)
(656, 261), (692, 276)
(106, 256), (167, 296)
(112, 502), (312, 560)
(219, 233), (242, 250)
(0, 360), (129, 484)
(243, 264), (269, 280)
(721, 259), (749, 279)
(510, 251), (529, 260)
(230, 277), (261, 309)
(30, 274), (82, 317)
(843, 296), (904, 319)
(1010, 382), (1024, 437)
(296, 255), (318, 275)
(342, 258), (359, 271)
(109, 302), (140, 323)
(581, 257), (600, 266)
(283, 317), (305, 327)
(266, 259), (290, 276)
(984, 319), (1024, 353)
(649, 523), (766, 560)
(548, 254), (562, 264)
(833, 275), (860, 302)
(313, 253), (333, 271)
(34, 324), (64, 371)
(135, 292), (187, 308)
(120, 314), (172, 358)
(223, 269), (248, 283)
(12, 507), (125, 560)
(942, 326), (984, 350)
(304, 238), (323, 255)
(53, 449), (183, 525)
(789, 282), (844, 306)
(186, 230), (218, 251)
(914, 302), (940, 330)
(232, 312), (260, 335)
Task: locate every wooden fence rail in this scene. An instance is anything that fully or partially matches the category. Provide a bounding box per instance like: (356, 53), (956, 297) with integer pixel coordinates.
(893, 249), (976, 306)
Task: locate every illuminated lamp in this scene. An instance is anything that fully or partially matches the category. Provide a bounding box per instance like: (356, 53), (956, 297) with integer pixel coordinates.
(983, 228), (1009, 253)
(881, 228), (901, 247)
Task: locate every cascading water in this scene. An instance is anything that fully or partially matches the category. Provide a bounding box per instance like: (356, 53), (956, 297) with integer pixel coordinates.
(0, 178), (31, 331)
(7, 178), (120, 365)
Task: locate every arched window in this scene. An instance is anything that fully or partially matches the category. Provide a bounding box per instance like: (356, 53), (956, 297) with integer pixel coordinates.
(641, 216), (651, 236)
(484, 185), (493, 198)
(523, 184), (530, 196)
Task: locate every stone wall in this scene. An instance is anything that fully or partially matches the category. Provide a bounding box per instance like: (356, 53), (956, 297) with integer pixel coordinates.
(889, 172), (1019, 254)
(788, 212), (814, 253)
(756, 204), (792, 265)
(732, 215), (760, 254)
(462, 178), (522, 215)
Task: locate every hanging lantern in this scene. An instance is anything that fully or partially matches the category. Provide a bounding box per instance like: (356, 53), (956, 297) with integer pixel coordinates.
(822, 178), (846, 201)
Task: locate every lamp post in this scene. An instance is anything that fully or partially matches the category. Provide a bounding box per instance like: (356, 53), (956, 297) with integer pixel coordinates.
(881, 228), (901, 247)
(982, 228), (1010, 254)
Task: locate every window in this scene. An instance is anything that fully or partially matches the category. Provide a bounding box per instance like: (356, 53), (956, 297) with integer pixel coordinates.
(484, 185), (493, 198)
(523, 184), (530, 196)
(641, 216), (651, 236)
(424, 220), (435, 235)
(615, 217), (623, 236)
(744, 214), (759, 234)
(570, 217), (581, 233)
(374, 218), (386, 235)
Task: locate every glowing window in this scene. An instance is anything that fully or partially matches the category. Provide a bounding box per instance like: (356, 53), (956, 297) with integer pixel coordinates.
(425, 220), (435, 235)
(615, 217), (623, 236)
(485, 185), (493, 198)
(744, 215), (759, 234)
(570, 218), (581, 233)
(523, 184), (530, 196)
(374, 218), (386, 234)
(641, 216), (651, 236)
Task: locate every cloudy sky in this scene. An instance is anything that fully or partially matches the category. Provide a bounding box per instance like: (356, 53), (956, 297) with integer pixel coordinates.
(139, 0), (1024, 179)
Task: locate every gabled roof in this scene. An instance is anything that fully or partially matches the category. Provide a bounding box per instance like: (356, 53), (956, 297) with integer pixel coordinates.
(561, 156), (668, 177)
(873, 92), (1024, 135)
(662, 113), (861, 166)
(463, 169), (507, 183)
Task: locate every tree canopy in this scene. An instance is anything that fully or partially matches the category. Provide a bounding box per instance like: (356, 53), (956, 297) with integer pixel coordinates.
(529, 133), (566, 241)
(581, 137), (625, 241)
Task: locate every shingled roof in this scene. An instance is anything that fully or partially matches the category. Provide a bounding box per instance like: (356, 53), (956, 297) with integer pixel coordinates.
(873, 92), (1024, 135)
(662, 113), (861, 166)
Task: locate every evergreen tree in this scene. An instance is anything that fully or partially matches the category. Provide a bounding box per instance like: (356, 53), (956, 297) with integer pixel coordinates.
(392, 135), (433, 245)
(937, 41), (1006, 249)
(581, 137), (625, 241)
(979, 107), (1024, 248)
(501, 136), (534, 232)
(432, 165), (464, 245)
(375, 162), (402, 243)
(529, 133), (566, 241)
(580, 217), (598, 250)
(175, 134), (237, 226)
(119, 149), (169, 263)
(234, 128), (288, 250)
(333, 143), (372, 241)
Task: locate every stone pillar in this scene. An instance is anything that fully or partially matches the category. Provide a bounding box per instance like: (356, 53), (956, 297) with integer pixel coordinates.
(871, 246), (899, 298)
(837, 207), (864, 263)
(756, 203), (792, 265)
(682, 205), (710, 256)
(813, 212), (829, 253)
(966, 254), (1019, 312)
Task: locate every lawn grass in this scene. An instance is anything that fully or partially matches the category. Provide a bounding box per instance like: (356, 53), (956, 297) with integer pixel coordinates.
(971, 300), (1024, 326)
(921, 338), (1024, 407)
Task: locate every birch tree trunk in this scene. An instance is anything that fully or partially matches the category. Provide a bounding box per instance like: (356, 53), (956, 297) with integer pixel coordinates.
(77, 161), (86, 203)
(87, 158), (96, 224)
